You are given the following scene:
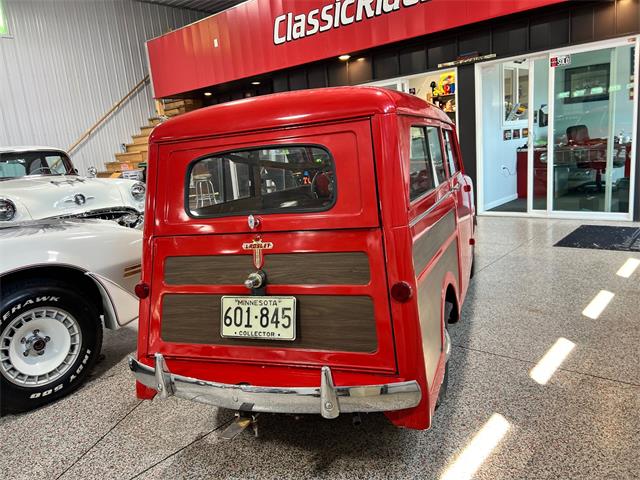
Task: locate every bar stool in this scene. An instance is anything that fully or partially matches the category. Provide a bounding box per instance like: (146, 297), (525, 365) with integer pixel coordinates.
(193, 174), (217, 207)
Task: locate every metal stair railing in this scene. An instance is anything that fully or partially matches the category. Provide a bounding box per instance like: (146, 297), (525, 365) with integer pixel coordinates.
(67, 75), (150, 155)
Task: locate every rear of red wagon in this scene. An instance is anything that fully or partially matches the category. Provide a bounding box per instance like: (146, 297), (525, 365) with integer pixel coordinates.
(133, 89), (434, 429)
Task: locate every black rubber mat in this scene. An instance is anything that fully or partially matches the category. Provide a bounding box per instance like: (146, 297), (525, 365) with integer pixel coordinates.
(555, 225), (640, 251)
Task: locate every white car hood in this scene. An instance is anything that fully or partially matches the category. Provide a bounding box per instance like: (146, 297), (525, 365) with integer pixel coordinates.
(0, 175), (141, 221)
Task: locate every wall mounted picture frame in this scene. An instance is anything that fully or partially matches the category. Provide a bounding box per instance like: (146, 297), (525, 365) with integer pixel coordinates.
(503, 129), (512, 141)
(563, 63), (610, 104)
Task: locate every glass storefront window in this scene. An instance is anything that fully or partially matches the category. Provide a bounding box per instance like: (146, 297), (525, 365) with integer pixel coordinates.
(504, 68), (514, 121)
(519, 68), (529, 112)
(552, 45), (635, 213)
(480, 41), (636, 218)
(503, 65), (529, 124)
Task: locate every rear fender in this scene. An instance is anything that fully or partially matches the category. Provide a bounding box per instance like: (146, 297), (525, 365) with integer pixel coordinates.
(0, 264), (137, 331)
(86, 272), (139, 329)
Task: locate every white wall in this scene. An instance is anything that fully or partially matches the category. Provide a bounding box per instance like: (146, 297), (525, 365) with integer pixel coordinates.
(480, 63), (527, 210)
(0, 0), (204, 173)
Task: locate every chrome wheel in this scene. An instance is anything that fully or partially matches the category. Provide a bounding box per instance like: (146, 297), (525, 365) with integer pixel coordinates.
(0, 307), (82, 387)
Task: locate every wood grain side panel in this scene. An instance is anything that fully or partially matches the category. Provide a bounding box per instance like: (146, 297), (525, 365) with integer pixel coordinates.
(161, 294), (377, 352)
(416, 239), (459, 385)
(165, 252), (370, 285)
(413, 210), (456, 274)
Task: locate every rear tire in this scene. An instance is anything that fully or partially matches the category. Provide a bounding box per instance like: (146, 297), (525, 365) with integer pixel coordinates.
(0, 278), (103, 415)
(470, 246), (476, 279)
(436, 302), (454, 409)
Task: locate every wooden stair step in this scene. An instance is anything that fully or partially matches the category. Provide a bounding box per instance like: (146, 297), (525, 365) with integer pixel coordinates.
(106, 161), (123, 172)
(148, 117), (162, 126)
(164, 99), (199, 110)
(131, 133), (149, 145)
(107, 159), (144, 172)
(116, 151), (146, 163)
(164, 106), (185, 117)
(140, 126), (154, 136)
(126, 143), (148, 153)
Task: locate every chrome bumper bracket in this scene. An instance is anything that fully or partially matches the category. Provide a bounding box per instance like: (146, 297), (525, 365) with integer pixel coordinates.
(320, 366), (339, 419)
(129, 354), (421, 418)
(154, 352), (174, 399)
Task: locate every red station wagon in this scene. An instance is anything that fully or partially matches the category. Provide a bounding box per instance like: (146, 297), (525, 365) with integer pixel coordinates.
(130, 87), (475, 433)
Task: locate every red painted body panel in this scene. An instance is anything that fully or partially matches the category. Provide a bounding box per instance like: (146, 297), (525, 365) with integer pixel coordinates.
(147, 0), (567, 98)
(149, 229), (397, 373)
(137, 87), (475, 430)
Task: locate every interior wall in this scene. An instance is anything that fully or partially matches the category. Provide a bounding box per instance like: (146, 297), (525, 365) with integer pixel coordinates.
(407, 73), (440, 100)
(480, 63), (526, 210)
(0, 0), (203, 173)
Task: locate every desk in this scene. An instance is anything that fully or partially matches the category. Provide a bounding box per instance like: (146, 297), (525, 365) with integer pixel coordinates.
(516, 140), (631, 199)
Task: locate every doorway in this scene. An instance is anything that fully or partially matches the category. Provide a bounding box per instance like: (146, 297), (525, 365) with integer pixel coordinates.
(476, 38), (638, 220)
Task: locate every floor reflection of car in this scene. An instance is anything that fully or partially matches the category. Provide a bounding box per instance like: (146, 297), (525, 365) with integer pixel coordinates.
(0, 218), (141, 415)
(0, 146), (145, 228)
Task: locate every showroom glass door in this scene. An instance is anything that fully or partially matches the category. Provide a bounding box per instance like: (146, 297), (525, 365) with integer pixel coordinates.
(528, 57), (549, 212)
(549, 43), (636, 214)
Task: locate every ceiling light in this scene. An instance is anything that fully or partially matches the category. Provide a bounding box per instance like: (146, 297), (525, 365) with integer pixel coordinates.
(529, 337), (575, 385)
(357, 57), (365, 62)
(204, 92), (212, 97)
(338, 54), (351, 61)
(251, 81), (261, 85)
(582, 290), (614, 319)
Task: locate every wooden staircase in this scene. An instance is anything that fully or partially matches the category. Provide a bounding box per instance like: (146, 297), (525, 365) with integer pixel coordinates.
(98, 99), (201, 178)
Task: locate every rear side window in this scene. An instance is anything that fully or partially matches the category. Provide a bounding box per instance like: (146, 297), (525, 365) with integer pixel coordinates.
(409, 127), (436, 201)
(443, 129), (460, 176)
(426, 127), (446, 183)
(186, 146), (335, 217)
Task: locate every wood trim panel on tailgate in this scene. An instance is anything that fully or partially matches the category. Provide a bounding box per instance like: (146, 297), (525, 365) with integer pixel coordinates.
(161, 294), (377, 352)
(164, 252), (370, 285)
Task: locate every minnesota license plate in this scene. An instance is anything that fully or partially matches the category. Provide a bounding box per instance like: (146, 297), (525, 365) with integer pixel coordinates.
(220, 296), (296, 341)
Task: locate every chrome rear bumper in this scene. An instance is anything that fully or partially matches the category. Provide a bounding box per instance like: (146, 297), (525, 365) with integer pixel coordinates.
(129, 354), (421, 419)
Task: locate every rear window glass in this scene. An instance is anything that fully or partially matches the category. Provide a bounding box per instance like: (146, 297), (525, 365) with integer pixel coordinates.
(187, 146), (336, 217)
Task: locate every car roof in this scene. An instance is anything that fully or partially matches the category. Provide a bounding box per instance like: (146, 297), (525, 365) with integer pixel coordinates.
(0, 146), (68, 154)
(150, 86), (453, 143)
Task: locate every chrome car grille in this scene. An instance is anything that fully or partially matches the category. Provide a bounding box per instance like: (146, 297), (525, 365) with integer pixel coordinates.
(65, 207), (140, 221)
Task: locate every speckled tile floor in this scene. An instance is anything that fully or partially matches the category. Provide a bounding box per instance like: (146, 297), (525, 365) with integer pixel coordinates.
(1, 217), (639, 480)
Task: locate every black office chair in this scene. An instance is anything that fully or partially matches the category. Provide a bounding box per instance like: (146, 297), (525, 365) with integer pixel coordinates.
(566, 124), (590, 143)
(566, 124), (604, 193)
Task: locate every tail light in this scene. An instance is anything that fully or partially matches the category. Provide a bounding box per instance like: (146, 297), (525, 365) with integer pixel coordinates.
(391, 281), (413, 303)
(135, 282), (150, 299)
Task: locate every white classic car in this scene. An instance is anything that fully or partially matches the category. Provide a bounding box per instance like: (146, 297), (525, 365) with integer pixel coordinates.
(0, 146), (145, 227)
(0, 218), (141, 415)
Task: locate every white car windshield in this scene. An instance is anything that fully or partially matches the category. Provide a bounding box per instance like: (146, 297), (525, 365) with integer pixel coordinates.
(0, 151), (75, 179)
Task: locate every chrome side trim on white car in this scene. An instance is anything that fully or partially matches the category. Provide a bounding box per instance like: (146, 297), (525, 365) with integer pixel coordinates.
(129, 353), (422, 419)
